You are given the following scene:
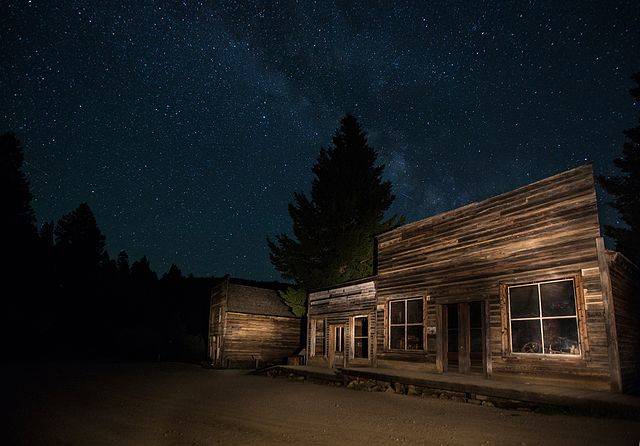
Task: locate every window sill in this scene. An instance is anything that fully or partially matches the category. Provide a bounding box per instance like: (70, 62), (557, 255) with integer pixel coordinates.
(502, 353), (585, 363)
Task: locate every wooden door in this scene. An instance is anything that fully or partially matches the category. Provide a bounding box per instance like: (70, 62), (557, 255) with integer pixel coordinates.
(443, 302), (485, 374)
(328, 324), (345, 368)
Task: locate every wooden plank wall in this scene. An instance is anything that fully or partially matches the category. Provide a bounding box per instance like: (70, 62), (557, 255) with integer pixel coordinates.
(375, 164), (611, 383)
(308, 280), (377, 367)
(608, 252), (640, 393)
(223, 312), (301, 367)
(208, 281), (227, 364)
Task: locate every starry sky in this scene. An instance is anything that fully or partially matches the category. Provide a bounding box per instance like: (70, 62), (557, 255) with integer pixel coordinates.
(2, 1), (639, 280)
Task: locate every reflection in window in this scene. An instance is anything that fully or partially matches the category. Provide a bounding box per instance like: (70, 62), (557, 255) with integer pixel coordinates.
(508, 279), (580, 355)
(389, 298), (424, 350)
(354, 316), (368, 358)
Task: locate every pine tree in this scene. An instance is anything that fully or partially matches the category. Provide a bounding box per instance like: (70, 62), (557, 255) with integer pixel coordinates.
(0, 132), (37, 252)
(54, 202), (106, 273)
(599, 72), (640, 265)
(117, 250), (130, 275)
(268, 114), (402, 293)
(162, 263), (183, 282)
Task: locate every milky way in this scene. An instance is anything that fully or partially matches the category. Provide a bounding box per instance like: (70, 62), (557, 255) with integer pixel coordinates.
(2, 1), (638, 279)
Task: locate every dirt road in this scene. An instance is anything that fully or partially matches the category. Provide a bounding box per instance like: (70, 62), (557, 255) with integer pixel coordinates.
(3, 362), (639, 445)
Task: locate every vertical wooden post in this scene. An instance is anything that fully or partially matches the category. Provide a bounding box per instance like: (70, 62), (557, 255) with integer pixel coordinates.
(459, 303), (471, 374)
(596, 237), (622, 392)
(436, 304), (445, 373)
(483, 299), (493, 377)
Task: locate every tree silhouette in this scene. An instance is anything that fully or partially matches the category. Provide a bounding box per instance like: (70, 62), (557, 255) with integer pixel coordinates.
(54, 202), (106, 273)
(0, 132), (37, 247)
(268, 114), (402, 294)
(599, 72), (640, 264)
(117, 250), (130, 275)
(0, 133), (45, 357)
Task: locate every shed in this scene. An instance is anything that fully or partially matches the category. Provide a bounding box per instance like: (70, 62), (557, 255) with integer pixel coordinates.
(208, 276), (303, 368)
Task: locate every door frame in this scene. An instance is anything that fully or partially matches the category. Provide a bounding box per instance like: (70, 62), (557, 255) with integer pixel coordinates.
(328, 323), (346, 368)
(438, 301), (489, 375)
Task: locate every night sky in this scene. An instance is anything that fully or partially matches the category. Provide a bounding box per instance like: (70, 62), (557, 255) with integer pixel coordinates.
(2, 1), (638, 280)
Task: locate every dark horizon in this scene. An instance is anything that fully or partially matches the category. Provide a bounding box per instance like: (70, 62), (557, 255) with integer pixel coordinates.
(2, 1), (638, 279)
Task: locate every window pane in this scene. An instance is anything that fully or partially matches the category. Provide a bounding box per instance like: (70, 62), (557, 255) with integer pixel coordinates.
(407, 299), (423, 324)
(354, 317), (368, 337)
(511, 319), (542, 353)
(543, 318), (580, 355)
(407, 325), (423, 350)
(540, 281), (576, 317)
(390, 300), (405, 324)
(509, 285), (540, 318)
(391, 326), (405, 349)
(355, 338), (369, 358)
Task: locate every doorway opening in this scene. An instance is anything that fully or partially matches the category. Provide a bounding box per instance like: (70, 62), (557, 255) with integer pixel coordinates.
(444, 301), (485, 374)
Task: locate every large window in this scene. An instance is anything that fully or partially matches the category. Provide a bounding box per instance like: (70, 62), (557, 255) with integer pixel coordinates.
(353, 316), (369, 359)
(508, 279), (580, 355)
(389, 298), (424, 350)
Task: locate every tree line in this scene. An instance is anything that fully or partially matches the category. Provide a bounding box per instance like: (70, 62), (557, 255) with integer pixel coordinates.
(1, 132), (211, 361)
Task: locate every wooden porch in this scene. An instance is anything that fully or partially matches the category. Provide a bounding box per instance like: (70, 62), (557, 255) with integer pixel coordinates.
(263, 365), (640, 419)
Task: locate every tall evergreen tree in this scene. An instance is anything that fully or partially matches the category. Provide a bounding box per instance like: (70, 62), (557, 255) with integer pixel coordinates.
(117, 250), (130, 275)
(599, 72), (640, 265)
(54, 202), (106, 274)
(1, 132), (43, 357)
(0, 132), (37, 252)
(268, 114), (402, 293)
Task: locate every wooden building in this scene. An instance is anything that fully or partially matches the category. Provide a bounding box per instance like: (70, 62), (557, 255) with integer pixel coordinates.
(208, 276), (302, 368)
(307, 165), (640, 392)
(307, 278), (377, 368)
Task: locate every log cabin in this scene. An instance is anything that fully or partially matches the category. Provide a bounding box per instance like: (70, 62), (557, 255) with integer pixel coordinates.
(208, 276), (302, 368)
(307, 164), (640, 392)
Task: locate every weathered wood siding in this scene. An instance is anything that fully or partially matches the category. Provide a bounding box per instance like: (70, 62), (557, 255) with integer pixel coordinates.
(375, 164), (611, 383)
(208, 281), (227, 365)
(223, 312), (301, 367)
(308, 280), (376, 367)
(208, 278), (302, 368)
(608, 252), (640, 393)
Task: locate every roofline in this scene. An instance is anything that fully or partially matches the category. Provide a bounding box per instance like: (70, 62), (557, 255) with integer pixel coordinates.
(225, 310), (300, 319)
(308, 275), (377, 294)
(375, 163), (595, 239)
(213, 274), (291, 291)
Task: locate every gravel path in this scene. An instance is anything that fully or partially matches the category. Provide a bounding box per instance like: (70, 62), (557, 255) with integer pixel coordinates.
(3, 362), (640, 445)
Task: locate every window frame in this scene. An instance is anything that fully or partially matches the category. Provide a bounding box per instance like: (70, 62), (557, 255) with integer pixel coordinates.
(352, 315), (369, 359)
(507, 278), (581, 357)
(388, 297), (424, 351)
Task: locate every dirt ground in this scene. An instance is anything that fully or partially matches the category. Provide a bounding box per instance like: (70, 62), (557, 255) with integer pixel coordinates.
(2, 362), (640, 445)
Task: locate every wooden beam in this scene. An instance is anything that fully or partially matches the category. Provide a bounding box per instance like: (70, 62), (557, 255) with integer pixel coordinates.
(458, 303), (471, 374)
(596, 236), (622, 392)
(483, 299), (492, 377)
(436, 304), (444, 373)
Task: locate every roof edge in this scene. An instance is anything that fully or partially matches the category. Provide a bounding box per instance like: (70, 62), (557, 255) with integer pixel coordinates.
(376, 163), (594, 239)
(308, 275), (377, 294)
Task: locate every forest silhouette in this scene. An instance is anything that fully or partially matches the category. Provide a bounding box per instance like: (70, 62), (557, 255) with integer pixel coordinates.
(1, 132), (211, 361)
